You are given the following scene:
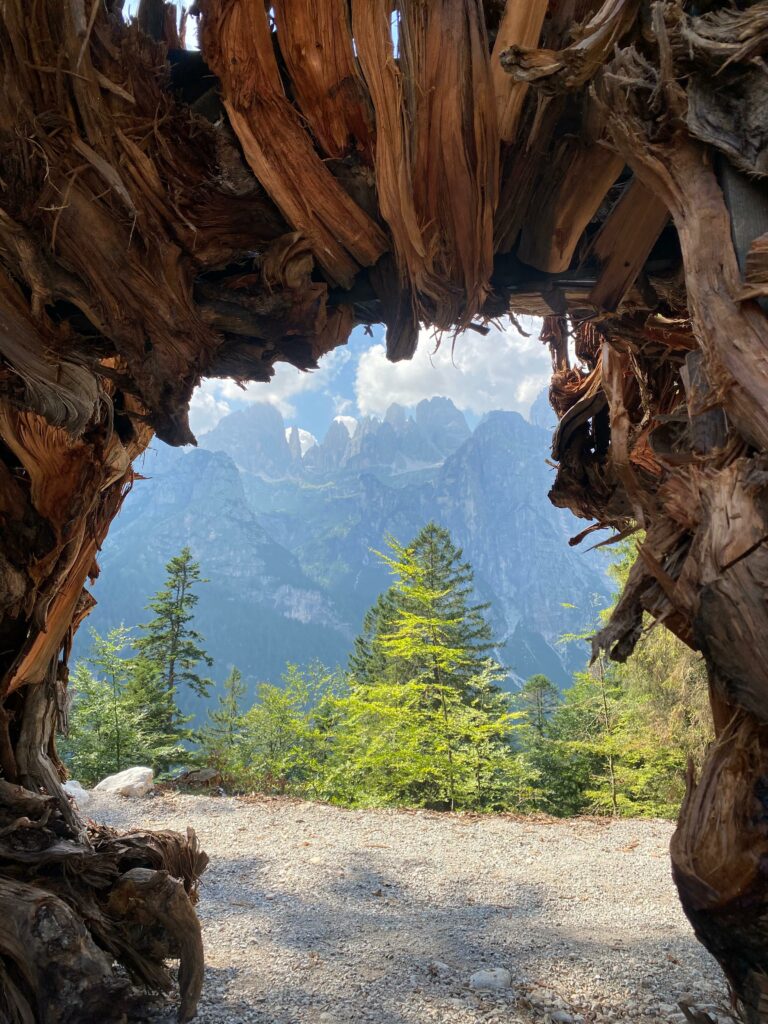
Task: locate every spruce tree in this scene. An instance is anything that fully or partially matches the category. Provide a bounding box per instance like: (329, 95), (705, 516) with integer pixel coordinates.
(199, 667), (246, 777)
(341, 523), (517, 810)
(348, 588), (399, 687)
(375, 522), (497, 695)
(124, 654), (190, 771)
(61, 628), (146, 784)
(517, 674), (561, 737)
(134, 547), (213, 699)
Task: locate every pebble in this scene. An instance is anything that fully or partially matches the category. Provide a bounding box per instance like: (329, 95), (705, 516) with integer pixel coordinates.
(88, 793), (729, 1024)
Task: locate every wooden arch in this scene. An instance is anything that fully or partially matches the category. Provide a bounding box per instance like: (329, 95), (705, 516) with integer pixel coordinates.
(1, 0), (768, 1020)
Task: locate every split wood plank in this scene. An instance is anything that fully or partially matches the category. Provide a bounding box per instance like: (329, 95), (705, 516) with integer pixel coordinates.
(272, 0), (373, 162)
(585, 178), (670, 310)
(518, 141), (623, 273)
(490, 0), (548, 143)
(201, 0), (387, 289)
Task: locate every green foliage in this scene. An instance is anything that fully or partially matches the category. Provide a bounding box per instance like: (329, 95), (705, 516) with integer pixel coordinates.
(516, 674), (561, 737)
(64, 531), (711, 820)
(518, 537), (713, 818)
(231, 662), (346, 797)
(197, 666), (247, 782)
(374, 523), (496, 692)
(134, 546), (213, 699)
(331, 525), (520, 811)
(61, 627), (187, 785)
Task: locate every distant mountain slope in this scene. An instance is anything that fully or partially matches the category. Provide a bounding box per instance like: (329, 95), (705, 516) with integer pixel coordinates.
(84, 446), (352, 718)
(80, 397), (609, 715)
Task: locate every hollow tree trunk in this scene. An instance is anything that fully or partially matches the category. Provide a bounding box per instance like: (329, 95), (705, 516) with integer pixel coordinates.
(0, 402), (209, 1022)
(588, 30), (768, 1020)
(4, 0), (768, 1019)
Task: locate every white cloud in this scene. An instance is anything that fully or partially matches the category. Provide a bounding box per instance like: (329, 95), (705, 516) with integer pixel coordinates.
(188, 385), (231, 435)
(333, 415), (358, 437)
(332, 395), (355, 416)
(354, 317), (548, 418)
(188, 346), (352, 435)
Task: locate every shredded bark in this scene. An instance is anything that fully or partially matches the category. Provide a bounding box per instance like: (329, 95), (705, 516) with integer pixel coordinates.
(2, 0), (768, 1020)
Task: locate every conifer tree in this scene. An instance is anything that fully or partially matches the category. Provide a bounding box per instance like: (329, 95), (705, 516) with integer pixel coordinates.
(199, 666), (247, 777)
(124, 654), (190, 771)
(61, 628), (146, 784)
(341, 523), (517, 810)
(236, 663), (345, 797)
(517, 674), (561, 737)
(374, 522), (497, 694)
(348, 588), (399, 687)
(134, 547), (213, 699)
(61, 627), (186, 783)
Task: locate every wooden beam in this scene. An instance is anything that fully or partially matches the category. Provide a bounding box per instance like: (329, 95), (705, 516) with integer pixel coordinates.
(518, 141), (623, 273)
(490, 0), (548, 143)
(584, 178), (669, 311)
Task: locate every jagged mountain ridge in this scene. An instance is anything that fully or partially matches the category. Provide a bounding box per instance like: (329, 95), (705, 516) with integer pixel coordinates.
(80, 397), (610, 716)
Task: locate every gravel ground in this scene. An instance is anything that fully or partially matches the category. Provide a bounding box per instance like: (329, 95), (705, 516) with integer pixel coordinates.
(88, 793), (731, 1024)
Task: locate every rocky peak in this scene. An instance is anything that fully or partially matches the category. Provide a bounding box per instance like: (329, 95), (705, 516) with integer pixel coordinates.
(528, 386), (557, 433)
(287, 425), (303, 462)
(384, 403), (408, 431)
(303, 418), (351, 474)
(200, 402), (291, 479)
(415, 397), (471, 456)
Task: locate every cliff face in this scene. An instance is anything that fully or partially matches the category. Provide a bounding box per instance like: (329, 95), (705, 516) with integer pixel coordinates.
(82, 397), (610, 711)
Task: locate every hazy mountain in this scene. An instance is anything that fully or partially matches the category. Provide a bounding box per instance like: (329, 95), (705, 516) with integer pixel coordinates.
(79, 396), (609, 715)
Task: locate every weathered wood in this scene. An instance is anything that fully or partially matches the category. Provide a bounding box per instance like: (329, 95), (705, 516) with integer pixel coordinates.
(490, 0), (548, 142)
(0, 879), (131, 1023)
(499, 0), (640, 94)
(272, 0), (374, 162)
(352, 0), (498, 327)
(584, 178), (670, 311)
(518, 141), (623, 273)
(672, 711), (768, 1024)
(680, 351), (728, 455)
(199, 0), (387, 290)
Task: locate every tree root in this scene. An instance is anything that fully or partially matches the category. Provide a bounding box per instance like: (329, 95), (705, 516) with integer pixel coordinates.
(0, 791), (208, 1024)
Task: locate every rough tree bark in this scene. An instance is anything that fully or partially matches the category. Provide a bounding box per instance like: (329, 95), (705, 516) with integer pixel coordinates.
(2, 0), (768, 1020)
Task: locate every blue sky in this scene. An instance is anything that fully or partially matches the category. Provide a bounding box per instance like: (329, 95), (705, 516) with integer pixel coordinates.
(189, 317), (551, 440)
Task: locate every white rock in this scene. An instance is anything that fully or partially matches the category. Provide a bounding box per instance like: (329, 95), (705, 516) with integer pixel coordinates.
(93, 766), (153, 797)
(469, 968), (512, 991)
(62, 780), (92, 808)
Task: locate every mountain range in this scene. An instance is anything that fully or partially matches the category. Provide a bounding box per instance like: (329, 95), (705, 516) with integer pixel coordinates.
(78, 396), (611, 717)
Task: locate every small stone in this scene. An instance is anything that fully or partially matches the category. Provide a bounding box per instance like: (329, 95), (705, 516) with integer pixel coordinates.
(62, 780), (92, 808)
(469, 968), (512, 991)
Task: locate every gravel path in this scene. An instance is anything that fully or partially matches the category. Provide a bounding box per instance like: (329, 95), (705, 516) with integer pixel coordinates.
(88, 793), (730, 1024)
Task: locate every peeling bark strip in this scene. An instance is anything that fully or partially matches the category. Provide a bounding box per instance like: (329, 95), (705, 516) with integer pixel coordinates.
(2, 0), (768, 1019)
(352, 0), (499, 327)
(198, 0), (387, 289)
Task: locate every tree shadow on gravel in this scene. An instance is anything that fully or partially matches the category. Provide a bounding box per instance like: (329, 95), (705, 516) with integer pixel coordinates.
(190, 853), (729, 1024)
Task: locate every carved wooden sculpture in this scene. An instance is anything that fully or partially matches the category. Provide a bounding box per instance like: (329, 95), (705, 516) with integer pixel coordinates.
(0, 0), (766, 1020)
